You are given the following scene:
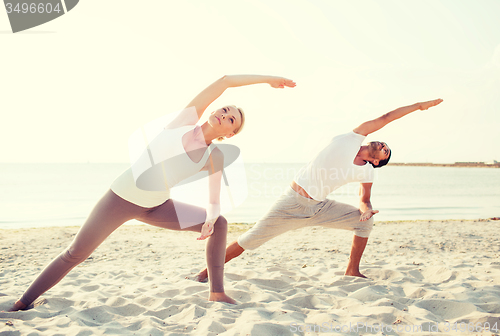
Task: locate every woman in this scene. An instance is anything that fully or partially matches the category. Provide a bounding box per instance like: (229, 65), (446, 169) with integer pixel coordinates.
(9, 74), (296, 311)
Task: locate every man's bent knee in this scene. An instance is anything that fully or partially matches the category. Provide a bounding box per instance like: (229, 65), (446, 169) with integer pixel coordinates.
(354, 216), (374, 238)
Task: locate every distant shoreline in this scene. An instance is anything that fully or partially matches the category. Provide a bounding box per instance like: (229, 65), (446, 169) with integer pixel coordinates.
(388, 162), (500, 168)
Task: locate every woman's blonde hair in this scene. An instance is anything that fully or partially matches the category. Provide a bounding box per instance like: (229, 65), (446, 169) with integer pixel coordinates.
(217, 105), (245, 141)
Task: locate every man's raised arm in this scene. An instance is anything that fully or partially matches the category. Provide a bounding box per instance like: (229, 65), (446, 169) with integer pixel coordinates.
(353, 99), (443, 136)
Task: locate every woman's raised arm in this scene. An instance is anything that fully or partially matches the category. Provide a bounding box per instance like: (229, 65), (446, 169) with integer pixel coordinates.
(187, 75), (296, 120)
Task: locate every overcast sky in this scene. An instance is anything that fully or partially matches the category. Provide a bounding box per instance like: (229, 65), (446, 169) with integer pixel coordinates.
(2, 0), (499, 163)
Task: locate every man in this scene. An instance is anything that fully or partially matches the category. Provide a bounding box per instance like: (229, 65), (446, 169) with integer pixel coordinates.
(196, 98), (443, 281)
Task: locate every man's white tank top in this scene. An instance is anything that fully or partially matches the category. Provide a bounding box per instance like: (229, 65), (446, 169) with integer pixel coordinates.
(294, 131), (374, 201)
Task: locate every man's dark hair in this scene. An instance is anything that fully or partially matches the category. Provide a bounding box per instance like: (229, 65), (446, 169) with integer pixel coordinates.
(371, 150), (391, 168)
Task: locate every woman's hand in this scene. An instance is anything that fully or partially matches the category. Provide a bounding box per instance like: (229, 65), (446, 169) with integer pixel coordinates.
(418, 99), (443, 110)
(197, 220), (215, 240)
(197, 204), (220, 240)
(268, 76), (296, 89)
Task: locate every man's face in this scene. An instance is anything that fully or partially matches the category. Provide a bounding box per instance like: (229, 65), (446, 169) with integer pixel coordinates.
(368, 141), (391, 164)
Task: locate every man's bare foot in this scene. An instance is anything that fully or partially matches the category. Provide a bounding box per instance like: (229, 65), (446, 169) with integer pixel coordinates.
(8, 300), (27, 312)
(193, 270), (208, 283)
(344, 270), (367, 278)
(208, 292), (236, 304)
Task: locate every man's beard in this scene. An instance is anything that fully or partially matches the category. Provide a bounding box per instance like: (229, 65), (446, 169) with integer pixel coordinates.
(368, 142), (380, 157)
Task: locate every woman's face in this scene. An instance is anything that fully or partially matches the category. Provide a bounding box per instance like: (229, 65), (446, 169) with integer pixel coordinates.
(209, 106), (242, 138)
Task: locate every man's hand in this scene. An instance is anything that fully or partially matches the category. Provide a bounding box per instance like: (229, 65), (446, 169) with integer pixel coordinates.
(360, 209), (379, 222)
(268, 76), (296, 89)
(197, 220), (215, 240)
(419, 99), (443, 110)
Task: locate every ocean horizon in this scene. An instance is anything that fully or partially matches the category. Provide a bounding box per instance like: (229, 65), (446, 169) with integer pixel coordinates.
(1, 163), (499, 230)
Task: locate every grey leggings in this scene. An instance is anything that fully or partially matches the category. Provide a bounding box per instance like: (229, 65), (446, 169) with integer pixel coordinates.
(20, 189), (227, 306)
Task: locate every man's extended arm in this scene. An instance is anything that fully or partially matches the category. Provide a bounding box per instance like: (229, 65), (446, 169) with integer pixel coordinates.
(353, 99), (443, 136)
(359, 183), (379, 221)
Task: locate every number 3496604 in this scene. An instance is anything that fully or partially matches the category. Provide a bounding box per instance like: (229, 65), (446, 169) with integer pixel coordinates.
(5, 2), (62, 14)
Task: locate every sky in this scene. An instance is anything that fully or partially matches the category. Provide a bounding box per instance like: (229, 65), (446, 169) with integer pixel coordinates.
(1, 0), (499, 164)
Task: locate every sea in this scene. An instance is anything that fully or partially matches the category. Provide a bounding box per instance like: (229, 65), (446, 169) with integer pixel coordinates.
(1, 163), (499, 229)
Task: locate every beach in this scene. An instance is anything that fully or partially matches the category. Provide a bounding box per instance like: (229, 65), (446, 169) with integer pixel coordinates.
(1, 220), (499, 335)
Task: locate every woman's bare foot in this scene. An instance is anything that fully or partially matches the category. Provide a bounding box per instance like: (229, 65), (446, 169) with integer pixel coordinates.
(344, 270), (367, 278)
(8, 300), (27, 312)
(208, 292), (236, 304)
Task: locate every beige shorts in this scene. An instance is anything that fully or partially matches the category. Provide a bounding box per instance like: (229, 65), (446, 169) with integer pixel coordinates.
(238, 186), (373, 250)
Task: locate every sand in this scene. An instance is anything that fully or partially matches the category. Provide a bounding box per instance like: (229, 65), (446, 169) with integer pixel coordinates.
(1, 220), (499, 336)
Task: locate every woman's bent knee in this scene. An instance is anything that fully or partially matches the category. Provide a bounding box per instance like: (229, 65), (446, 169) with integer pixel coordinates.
(214, 216), (228, 234)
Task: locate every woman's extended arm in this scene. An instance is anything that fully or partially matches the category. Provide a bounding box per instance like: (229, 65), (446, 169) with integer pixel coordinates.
(187, 75), (296, 120)
(197, 148), (224, 240)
